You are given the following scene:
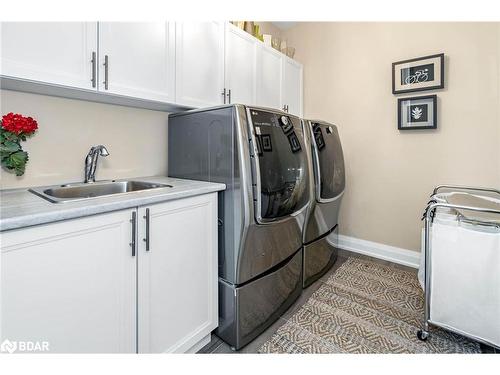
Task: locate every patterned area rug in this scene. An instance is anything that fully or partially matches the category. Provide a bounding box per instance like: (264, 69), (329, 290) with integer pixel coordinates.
(259, 257), (481, 353)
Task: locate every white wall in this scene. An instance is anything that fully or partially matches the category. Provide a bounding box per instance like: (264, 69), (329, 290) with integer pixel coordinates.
(282, 22), (500, 252)
(0, 90), (169, 189)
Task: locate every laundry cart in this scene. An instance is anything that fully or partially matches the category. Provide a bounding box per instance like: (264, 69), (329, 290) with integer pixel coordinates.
(418, 185), (500, 348)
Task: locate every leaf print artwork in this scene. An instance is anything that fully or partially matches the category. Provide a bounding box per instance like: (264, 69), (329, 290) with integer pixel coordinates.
(398, 95), (436, 130)
(412, 107), (423, 120)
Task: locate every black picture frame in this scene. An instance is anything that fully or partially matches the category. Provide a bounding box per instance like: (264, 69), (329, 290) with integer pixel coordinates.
(398, 94), (437, 130)
(392, 53), (444, 94)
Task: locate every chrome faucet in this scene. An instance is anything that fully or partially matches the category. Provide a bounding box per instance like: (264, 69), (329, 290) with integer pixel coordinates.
(84, 145), (110, 183)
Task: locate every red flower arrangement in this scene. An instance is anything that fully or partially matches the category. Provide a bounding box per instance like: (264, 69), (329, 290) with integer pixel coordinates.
(1, 112), (38, 135)
(1, 112), (39, 176)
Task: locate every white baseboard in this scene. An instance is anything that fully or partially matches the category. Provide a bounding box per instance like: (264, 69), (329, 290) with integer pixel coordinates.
(186, 334), (211, 354)
(333, 234), (420, 269)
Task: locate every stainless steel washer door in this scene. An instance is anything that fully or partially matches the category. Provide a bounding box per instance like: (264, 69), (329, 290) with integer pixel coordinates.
(310, 121), (345, 203)
(247, 108), (310, 224)
(304, 120), (346, 243)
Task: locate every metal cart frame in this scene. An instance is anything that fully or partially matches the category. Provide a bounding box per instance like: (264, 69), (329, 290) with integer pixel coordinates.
(417, 185), (500, 349)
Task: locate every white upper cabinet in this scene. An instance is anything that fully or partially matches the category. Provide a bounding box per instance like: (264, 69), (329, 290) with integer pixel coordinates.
(256, 45), (282, 110)
(282, 57), (303, 117)
(224, 24), (257, 105)
(98, 22), (175, 102)
(175, 22), (225, 107)
(0, 22), (302, 114)
(0, 22), (98, 90)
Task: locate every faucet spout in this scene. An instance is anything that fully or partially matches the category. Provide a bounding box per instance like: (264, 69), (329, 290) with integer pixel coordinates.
(84, 145), (110, 183)
(99, 146), (110, 157)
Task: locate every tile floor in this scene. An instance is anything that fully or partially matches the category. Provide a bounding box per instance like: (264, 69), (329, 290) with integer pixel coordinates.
(198, 249), (434, 354)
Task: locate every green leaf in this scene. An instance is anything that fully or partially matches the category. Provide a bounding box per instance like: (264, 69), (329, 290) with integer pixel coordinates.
(15, 165), (26, 176)
(0, 151), (13, 159)
(0, 140), (20, 153)
(10, 150), (28, 165)
(0, 124), (34, 176)
(10, 151), (28, 176)
(1, 156), (15, 171)
(5, 134), (19, 143)
(1, 150), (28, 176)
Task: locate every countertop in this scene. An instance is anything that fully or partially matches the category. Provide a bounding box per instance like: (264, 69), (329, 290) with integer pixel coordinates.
(0, 176), (226, 232)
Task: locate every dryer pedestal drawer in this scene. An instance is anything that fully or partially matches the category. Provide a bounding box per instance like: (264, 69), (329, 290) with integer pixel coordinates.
(303, 226), (339, 288)
(216, 249), (302, 350)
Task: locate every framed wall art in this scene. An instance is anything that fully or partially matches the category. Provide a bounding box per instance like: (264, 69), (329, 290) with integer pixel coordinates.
(397, 95), (437, 130)
(392, 53), (444, 94)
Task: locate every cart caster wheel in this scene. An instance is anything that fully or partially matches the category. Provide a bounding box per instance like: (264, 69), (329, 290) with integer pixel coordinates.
(417, 329), (429, 341)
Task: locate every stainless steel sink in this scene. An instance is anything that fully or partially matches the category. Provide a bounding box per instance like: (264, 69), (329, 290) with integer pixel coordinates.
(29, 180), (173, 203)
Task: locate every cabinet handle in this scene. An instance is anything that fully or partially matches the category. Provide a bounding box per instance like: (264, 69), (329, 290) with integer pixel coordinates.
(103, 55), (109, 90)
(283, 104), (289, 113)
(226, 89), (231, 104)
(91, 51), (96, 88)
(143, 208), (150, 252)
(130, 211), (136, 257)
(222, 88), (226, 104)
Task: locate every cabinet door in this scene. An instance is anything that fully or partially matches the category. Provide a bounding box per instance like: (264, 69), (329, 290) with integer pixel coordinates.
(138, 193), (218, 353)
(0, 210), (136, 353)
(256, 45), (282, 110)
(175, 22), (225, 107)
(98, 22), (175, 102)
(282, 57), (303, 116)
(224, 24), (257, 105)
(0, 22), (97, 90)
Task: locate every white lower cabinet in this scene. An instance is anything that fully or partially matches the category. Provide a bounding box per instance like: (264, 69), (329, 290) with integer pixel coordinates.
(137, 194), (218, 353)
(0, 209), (137, 353)
(0, 193), (218, 353)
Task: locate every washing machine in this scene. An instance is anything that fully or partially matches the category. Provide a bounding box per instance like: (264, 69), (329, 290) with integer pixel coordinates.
(302, 119), (345, 287)
(168, 105), (311, 349)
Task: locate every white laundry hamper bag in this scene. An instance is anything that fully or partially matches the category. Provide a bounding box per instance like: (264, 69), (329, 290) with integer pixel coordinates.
(419, 192), (500, 347)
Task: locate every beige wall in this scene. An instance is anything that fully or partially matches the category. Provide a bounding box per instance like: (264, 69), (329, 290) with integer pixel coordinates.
(2, 23), (499, 252)
(256, 22), (282, 39)
(0, 90), (169, 189)
(281, 22), (500, 251)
